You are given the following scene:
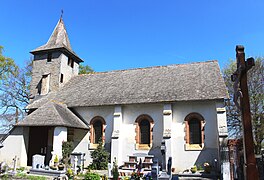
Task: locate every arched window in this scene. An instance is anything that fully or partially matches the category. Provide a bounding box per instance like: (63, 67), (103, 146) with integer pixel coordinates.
(189, 119), (202, 144)
(90, 116), (106, 149)
(93, 120), (103, 144)
(184, 113), (205, 150)
(140, 119), (150, 144)
(135, 114), (154, 150)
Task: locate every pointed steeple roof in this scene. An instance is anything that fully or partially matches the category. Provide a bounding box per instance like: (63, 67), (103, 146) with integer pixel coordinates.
(31, 17), (83, 62)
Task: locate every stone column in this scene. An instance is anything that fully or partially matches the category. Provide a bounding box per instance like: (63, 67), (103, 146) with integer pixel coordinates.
(53, 127), (67, 158)
(111, 106), (123, 166)
(216, 102), (230, 179)
(163, 104), (172, 165)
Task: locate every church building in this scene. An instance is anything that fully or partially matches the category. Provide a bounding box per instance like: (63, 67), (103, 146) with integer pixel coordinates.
(0, 17), (228, 173)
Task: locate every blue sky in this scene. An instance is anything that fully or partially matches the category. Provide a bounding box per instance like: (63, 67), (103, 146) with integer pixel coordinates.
(1, 0), (264, 72)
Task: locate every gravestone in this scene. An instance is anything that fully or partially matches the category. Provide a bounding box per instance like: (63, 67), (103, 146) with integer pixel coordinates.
(70, 152), (86, 172)
(32, 154), (45, 169)
(151, 158), (159, 180)
(167, 157), (172, 175)
(159, 140), (171, 180)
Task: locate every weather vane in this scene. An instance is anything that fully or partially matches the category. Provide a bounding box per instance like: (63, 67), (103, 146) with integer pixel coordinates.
(60, 9), (64, 19)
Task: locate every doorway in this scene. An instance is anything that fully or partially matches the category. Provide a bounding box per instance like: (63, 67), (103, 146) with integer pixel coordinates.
(27, 127), (50, 166)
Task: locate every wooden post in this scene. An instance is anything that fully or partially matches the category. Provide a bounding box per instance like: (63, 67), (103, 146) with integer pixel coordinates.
(15, 107), (18, 124)
(235, 45), (259, 179)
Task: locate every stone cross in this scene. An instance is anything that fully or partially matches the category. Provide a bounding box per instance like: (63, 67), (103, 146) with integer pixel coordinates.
(12, 156), (17, 175)
(73, 156), (78, 174)
(108, 163), (112, 177)
(49, 151), (55, 167)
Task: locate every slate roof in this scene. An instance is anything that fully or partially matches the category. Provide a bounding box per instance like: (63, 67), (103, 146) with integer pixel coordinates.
(17, 102), (88, 129)
(27, 60), (228, 109)
(31, 18), (83, 62)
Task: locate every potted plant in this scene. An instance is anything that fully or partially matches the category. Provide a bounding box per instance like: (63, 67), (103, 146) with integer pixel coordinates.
(203, 162), (211, 173)
(66, 168), (74, 180)
(190, 165), (197, 173)
(50, 165), (58, 170)
(58, 163), (65, 171)
(54, 155), (59, 166)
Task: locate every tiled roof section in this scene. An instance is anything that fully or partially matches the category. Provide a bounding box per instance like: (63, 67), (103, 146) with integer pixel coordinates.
(17, 102), (88, 129)
(31, 18), (83, 62)
(27, 60), (228, 109)
(27, 92), (57, 109)
(57, 60), (227, 107)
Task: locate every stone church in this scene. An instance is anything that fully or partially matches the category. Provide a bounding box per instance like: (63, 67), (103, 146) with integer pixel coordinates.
(0, 17), (228, 173)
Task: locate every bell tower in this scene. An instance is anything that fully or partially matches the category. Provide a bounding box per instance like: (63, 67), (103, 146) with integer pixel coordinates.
(30, 17), (83, 98)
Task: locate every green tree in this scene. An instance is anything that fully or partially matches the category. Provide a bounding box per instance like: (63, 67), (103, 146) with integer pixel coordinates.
(0, 46), (18, 81)
(223, 58), (264, 154)
(79, 64), (94, 74)
(89, 139), (109, 170)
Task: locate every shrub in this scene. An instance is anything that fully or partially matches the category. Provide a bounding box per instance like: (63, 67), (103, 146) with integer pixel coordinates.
(16, 167), (25, 172)
(62, 141), (74, 166)
(89, 139), (109, 170)
(84, 172), (100, 180)
(131, 172), (144, 180)
(66, 168), (73, 178)
(101, 174), (108, 180)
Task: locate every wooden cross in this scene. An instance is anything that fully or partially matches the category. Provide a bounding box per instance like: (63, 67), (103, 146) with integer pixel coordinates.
(232, 45), (259, 179)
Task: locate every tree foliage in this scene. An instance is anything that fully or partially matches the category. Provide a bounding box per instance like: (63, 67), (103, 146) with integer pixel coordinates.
(79, 64), (94, 74)
(0, 46), (18, 81)
(223, 57), (264, 154)
(0, 46), (31, 131)
(89, 139), (109, 170)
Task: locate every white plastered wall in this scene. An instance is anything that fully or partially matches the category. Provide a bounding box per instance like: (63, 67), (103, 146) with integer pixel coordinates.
(74, 106), (114, 165)
(121, 104), (164, 164)
(53, 127), (67, 158)
(0, 127), (29, 167)
(71, 128), (90, 167)
(171, 100), (220, 172)
(72, 100), (225, 171)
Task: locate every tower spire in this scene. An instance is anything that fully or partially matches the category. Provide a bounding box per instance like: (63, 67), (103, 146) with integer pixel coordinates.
(30, 15), (83, 63)
(31, 14), (72, 52)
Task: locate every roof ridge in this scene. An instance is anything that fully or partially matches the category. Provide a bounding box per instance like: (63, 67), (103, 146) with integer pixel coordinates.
(48, 102), (63, 124)
(78, 60), (218, 76)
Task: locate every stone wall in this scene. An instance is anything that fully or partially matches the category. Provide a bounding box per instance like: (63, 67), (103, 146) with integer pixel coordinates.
(30, 51), (79, 98)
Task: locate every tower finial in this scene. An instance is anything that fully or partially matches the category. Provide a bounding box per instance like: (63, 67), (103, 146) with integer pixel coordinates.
(60, 9), (64, 19)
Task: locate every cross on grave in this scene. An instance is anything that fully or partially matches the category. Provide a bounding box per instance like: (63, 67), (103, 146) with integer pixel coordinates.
(159, 140), (171, 180)
(11, 156), (18, 175)
(73, 156), (78, 175)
